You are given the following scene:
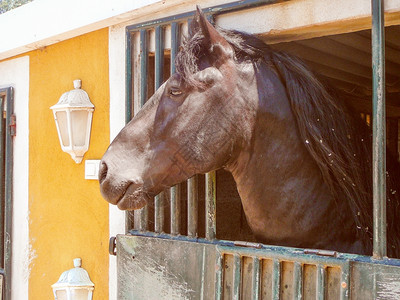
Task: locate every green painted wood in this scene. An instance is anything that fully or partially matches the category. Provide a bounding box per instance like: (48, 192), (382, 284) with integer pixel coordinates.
(233, 254), (241, 300)
(340, 261), (350, 300)
(272, 259), (280, 300)
(293, 262), (303, 300)
(252, 257), (260, 300)
(121, 233), (400, 299)
(215, 252), (223, 300)
(316, 264), (326, 300)
(371, 0), (386, 259)
(4, 87), (13, 300)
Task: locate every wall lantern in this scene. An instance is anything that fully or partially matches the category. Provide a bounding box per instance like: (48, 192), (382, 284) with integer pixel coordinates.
(50, 79), (94, 163)
(52, 258), (94, 300)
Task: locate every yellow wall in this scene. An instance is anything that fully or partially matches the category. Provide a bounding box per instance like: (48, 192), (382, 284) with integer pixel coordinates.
(28, 28), (109, 299)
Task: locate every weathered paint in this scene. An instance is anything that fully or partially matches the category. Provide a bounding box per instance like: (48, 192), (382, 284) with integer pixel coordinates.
(119, 233), (400, 299)
(0, 56), (30, 300)
(371, 0), (387, 259)
(27, 28), (109, 299)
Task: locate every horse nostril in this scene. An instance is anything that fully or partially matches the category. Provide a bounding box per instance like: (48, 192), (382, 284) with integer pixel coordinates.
(99, 161), (108, 184)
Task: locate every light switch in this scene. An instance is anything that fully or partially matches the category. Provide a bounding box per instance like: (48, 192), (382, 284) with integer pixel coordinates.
(85, 160), (101, 180)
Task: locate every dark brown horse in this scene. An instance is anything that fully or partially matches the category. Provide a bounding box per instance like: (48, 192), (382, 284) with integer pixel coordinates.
(99, 8), (400, 257)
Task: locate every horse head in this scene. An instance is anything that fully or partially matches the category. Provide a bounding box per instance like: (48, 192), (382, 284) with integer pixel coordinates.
(99, 8), (256, 210)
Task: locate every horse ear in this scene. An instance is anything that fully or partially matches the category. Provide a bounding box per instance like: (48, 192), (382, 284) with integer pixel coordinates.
(194, 6), (234, 61)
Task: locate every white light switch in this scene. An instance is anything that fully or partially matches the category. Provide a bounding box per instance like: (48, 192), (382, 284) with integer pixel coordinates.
(85, 160), (101, 180)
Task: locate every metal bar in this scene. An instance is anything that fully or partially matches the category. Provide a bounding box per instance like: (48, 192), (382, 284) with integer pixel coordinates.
(215, 253), (223, 300)
(252, 257), (260, 300)
(125, 31), (133, 123)
(293, 262), (303, 300)
(340, 261), (350, 300)
(170, 186), (181, 235)
(125, 30), (134, 233)
(4, 87), (13, 300)
(154, 193), (164, 233)
(371, 0), (386, 259)
(232, 254), (241, 300)
(126, 0), (277, 31)
(170, 22), (179, 74)
(187, 175), (198, 237)
(205, 171), (216, 240)
(272, 259), (280, 300)
(155, 25), (164, 88)
(139, 29), (148, 107)
(133, 29), (149, 231)
(316, 264), (326, 300)
(169, 22), (181, 235)
(0, 96), (4, 268)
(154, 25), (165, 233)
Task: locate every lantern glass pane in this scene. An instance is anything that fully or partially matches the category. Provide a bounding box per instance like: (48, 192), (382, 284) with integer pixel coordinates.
(71, 110), (89, 147)
(55, 289), (67, 300)
(71, 288), (89, 300)
(55, 111), (70, 147)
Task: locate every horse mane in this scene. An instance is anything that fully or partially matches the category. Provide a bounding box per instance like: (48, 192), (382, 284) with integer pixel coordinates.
(175, 27), (400, 256)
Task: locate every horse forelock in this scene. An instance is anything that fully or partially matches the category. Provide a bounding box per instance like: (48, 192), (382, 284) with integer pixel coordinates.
(175, 26), (400, 256)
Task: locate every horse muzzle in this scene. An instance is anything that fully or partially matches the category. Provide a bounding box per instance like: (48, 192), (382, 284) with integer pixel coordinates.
(99, 161), (149, 210)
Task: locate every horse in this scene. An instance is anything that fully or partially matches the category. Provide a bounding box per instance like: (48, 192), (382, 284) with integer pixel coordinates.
(99, 8), (400, 257)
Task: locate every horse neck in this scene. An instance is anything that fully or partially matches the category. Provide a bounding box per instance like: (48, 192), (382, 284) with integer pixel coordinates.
(226, 65), (360, 251)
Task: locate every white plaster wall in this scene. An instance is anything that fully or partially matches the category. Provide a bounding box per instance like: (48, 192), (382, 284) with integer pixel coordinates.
(0, 56), (30, 300)
(108, 24), (127, 300)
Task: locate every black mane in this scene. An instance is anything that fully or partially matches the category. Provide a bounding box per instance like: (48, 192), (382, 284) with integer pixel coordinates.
(176, 27), (400, 257)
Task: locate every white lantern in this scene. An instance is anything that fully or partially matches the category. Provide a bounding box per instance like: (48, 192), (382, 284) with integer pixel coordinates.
(52, 258), (94, 300)
(51, 79), (94, 163)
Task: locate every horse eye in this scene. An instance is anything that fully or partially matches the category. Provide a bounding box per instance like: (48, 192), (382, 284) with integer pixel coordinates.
(169, 88), (182, 96)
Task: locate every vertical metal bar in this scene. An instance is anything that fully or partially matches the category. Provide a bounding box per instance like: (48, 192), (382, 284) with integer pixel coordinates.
(252, 257), (260, 300)
(187, 175), (198, 237)
(340, 262), (350, 300)
(154, 193), (164, 233)
(125, 30), (135, 232)
(170, 22), (181, 235)
(232, 254), (241, 300)
(154, 25), (165, 233)
(134, 29), (149, 231)
(125, 31), (133, 124)
(316, 265), (326, 300)
(205, 171), (216, 240)
(371, 0), (386, 259)
(293, 262), (303, 300)
(272, 259), (280, 300)
(170, 22), (179, 74)
(4, 88), (13, 300)
(170, 185), (181, 235)
(215, 252), (223, 300)
(0, 97), (4, 268)
(140, 29), (148, 107)
(155, 25), (164, 89)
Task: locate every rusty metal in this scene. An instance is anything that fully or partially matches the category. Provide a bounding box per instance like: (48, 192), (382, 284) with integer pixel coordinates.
(109, 236), (117, 256)
(371, 0), (387, 259)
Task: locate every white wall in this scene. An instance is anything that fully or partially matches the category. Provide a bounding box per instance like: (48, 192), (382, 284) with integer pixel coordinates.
(0, 56), (30, 300)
